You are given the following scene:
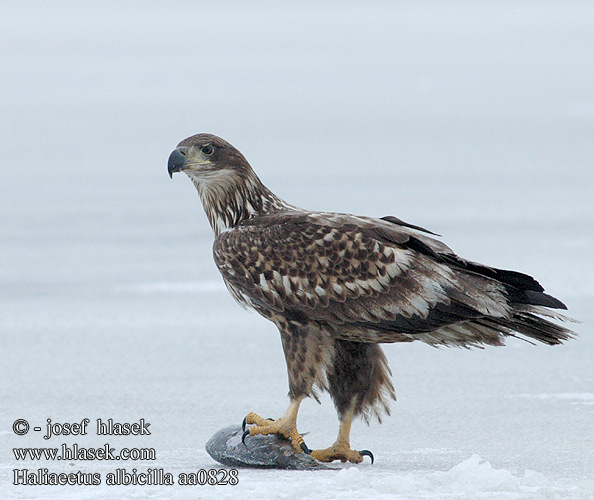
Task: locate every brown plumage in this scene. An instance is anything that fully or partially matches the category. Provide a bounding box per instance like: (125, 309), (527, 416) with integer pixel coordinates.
(168, 133), (575, 463)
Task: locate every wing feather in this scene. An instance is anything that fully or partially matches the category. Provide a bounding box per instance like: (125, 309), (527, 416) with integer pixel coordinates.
(213, 211), (513, 343)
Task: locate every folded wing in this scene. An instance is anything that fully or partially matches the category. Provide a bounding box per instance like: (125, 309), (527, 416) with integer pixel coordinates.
(214, 211), (573, 347)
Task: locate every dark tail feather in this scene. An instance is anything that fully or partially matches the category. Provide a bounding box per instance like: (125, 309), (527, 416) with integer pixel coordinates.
(520, 290), (567, 310)
(440, 254), (569, 311)
(483, 311), (576, 346)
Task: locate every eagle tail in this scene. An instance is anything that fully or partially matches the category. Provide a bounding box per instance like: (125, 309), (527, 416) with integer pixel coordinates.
(490, 267), (576, 345)
(442, 254), (569, 310)
(477, 311), (575, 346)
(437, 253), (576, 345)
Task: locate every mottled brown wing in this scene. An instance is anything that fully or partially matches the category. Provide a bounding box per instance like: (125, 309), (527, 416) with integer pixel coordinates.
(213, 211), (511, 342)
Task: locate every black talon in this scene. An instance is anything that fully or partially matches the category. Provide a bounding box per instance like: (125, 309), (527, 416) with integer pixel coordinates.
(266, 417), (274, 421)
(242, 417), (247, 432)
(300, 442), (311, 454)
(359, 449), (374, 464)
(241, 429), (250, 447)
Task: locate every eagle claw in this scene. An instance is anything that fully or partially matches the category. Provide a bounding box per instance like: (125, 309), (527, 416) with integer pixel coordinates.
(359, 449), (374, 464)
(242, 415), (273, 432)
(241, 429), (250, 447)
(301, 442), (311, 454)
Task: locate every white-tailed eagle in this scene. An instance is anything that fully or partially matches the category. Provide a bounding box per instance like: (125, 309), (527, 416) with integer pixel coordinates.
(168, 133), (574, 464)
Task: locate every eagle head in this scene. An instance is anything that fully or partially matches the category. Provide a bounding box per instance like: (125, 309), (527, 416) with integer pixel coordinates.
(167, 133), (288, 235)
(167, 133), (251, 183)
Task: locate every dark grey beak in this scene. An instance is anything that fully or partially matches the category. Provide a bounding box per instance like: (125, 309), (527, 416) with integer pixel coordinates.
(168, 148), (187, 179)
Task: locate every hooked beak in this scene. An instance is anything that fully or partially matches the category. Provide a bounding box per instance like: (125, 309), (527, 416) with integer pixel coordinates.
(167, 147), (188, 179)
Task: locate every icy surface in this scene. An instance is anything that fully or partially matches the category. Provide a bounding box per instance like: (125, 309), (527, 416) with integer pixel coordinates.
(1, 1), (593, 499)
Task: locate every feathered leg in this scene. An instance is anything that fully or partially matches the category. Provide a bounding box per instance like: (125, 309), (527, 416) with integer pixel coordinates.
(242, 320), (334, 453)
(311, 340), (395, 463)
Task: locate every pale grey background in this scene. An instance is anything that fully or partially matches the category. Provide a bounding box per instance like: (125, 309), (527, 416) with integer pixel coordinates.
(1, 1), (593, 499)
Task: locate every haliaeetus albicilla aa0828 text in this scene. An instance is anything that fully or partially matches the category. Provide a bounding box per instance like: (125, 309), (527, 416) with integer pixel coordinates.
(167, 133), (575, 464)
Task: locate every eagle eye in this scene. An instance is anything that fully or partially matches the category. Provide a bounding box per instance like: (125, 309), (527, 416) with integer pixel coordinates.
(201, 145), (214, 156)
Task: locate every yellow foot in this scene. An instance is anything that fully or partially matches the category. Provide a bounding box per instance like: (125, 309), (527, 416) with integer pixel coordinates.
(242, 412), (307, 453)
(310, 444), (374, 464)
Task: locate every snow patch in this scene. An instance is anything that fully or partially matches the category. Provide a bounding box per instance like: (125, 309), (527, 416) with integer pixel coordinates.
(4, 457), (593, 500)
(215, 455), (593, 500)
(510, 393), (594, 405)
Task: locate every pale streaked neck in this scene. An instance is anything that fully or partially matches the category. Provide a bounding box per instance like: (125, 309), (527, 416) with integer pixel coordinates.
(190, 172), (293, 236)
